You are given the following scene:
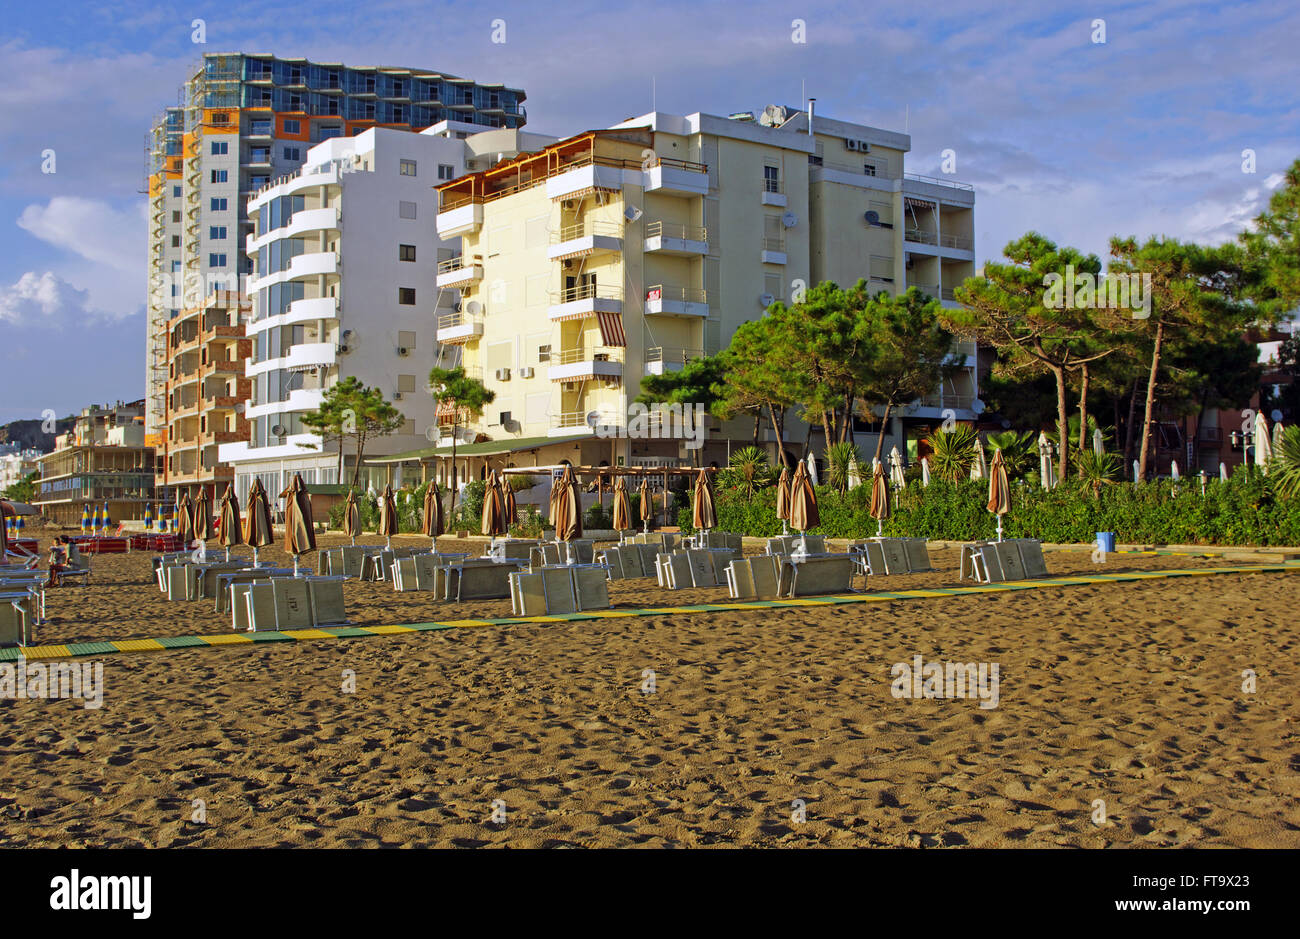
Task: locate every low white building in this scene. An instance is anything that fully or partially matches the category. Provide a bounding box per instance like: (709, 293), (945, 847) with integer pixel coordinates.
(219, 122), (551, 497)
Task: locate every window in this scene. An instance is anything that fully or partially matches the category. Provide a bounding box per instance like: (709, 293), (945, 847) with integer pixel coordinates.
(398, 331), (416, 350)
(399, 159), (417, 177)
(283, 119), (300, 134)
(763, 164), (780, 192)
(210, 169), (228, 183)
(171, 235), (180, 247)
(172, 211), (181, 223)
(399, 244), (416, 262)
(209, 226), (227, 240)
(863, 161), (878, 177)
(437, 163), (455, 181)
(209, 253), (227, 267)
(318, 126), (341, 140)
(284, 146), (301, 161)
(397, 374), (417, 393)
(398, 201), (417, 219)
(537, 344), (552, 363)
(210, 197), (228, 211)
(398, 287), (416, 305)
(172, 185), (182, 197)
(210, 141), (228, 155)
(211, 112), (229, 126)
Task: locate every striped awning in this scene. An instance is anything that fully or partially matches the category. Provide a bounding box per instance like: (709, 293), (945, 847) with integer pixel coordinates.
(551, 309), (594, 323)
(904, 196), (936, 210)
(550, 246), (594, 263)
(597, 310), (626, 347)
(551, 185), (618, 201)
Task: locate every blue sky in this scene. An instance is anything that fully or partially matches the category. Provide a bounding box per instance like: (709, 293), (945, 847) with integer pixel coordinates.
(1, 0), (1296, 423)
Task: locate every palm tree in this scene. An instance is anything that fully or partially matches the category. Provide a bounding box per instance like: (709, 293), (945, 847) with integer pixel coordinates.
(1271, 425), (1300, 498)
(824, 441), (862, 494)
(985, 430), (1037, 479)
(1074, 449), (1121, 497)
(721, 446), (773, 497)
(925, 426), (978, 482)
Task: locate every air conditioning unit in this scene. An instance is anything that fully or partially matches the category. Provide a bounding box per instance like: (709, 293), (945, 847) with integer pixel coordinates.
(498, 410), (512, 425)
(393, 391), (404, 400)
(337, 344), (350, 354)
(518, 366), (535, 379)
(562, 200), (576, 209)
(397, 346), (409, 356)
(494, 368), (511, 381)
(562, 382), (578, 391)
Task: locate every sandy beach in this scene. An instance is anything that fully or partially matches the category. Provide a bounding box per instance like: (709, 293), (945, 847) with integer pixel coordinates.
(1, 535), (1297, 848)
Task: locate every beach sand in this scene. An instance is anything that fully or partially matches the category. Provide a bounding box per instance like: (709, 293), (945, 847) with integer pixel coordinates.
(2, 535), (1297, 848)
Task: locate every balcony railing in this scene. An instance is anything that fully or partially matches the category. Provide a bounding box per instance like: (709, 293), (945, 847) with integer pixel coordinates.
(904, 228), (939, 246)
(550, 220), (622, 243)
(917, 393), (977, 410)
(644, 221), (708, 242)
(437, 310), (482, 331)
(553, 347), (624, 365)
(437, 255), (481, 275)
(903, 173), (975, 192)
(761, 235), (786, 252)
(939, 233), (973, 250)
(553, 410), (621, 431)
(645, 285), (707, 304)
(762, 177), (784, 194)
(646, 346), (705, 365)
(550, 284), (623, 304)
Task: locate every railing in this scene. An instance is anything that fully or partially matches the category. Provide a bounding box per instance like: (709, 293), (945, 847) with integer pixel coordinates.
(550, 220), (623, 243)
(439, 152), (708, 211)
(645, 285), (708, 303)
(904, 228), (938, 245)
(437, 255), (481, 274)
(903, 173), (975, 192)
(917, 393), (977, 410)
(907, 283), (940, 297)
(553, 347), (624, 365)
(762, 176), (784, 194)
(646, 346), (705, 365)
(437, 310), (483, 331)
(939, 233), (973, 250)
(550, 284), (623, 304)
(761, 235), (786, 252)
(645, 221), (707, 242)
(553, 410), (621, 430)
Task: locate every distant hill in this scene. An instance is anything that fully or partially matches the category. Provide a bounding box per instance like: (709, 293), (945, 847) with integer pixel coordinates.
(0, 416), (76, 454)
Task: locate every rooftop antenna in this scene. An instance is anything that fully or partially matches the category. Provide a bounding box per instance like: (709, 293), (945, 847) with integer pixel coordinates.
(652, 76), (656, 113)
(905, 104), (910, 134)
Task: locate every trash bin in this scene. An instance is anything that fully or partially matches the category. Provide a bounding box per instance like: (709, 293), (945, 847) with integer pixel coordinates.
(1095, 531), (1115, 553)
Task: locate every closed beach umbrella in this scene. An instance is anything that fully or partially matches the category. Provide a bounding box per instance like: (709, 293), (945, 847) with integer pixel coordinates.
(343, 489), (362, 545)
(500, 473), (517, 528)
(243, 478), (274, 566)
(1170, 460), (1181, 481)
(378, 483), (400, 547)
(612, 475), (632, 535)
(971, 441), (987, 481)
(552, 465), (582, 544)
(921, 456), (931, 488)
(91, 503), (101, 534)
(1273, 421), (1285, 454)
(280, 473), (316, 575)
(1219, 462), (1229, 482)
(987, 448), (1010, 542)
(480, 472), (507, 538)
(805, 452), (819, 486)
(1039, 432), (1055, 489)
(775, 464), (792, 534)
(191, 490), (211, 556)
(81, 504), (92, 533)
(869, 460), (890, 537)
(638, 476), (654, 532)
(889, 446), (906, 491)
(421, 483), (443, 548)
(218, 484), (243, 562)
(692, 467), (717, 534)
(789, 459), (819, 552)
(1093, 428), (1104, 456)
(846, 455), (862, 491)
(102, 503), (112, 533)
(143, 502), (153, 531)
(175, 492), (193, 545)
(1255, 411), (1273, 472)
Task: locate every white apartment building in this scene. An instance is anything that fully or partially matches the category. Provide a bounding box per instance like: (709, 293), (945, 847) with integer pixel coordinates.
(219, 123), (552, 498)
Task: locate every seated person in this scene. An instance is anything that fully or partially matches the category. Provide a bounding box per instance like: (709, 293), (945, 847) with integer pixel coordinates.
(64, 538), (84, 570)
(43, 540), (69, 588)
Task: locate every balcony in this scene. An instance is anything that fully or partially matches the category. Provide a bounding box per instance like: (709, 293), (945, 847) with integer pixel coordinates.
(547, 161), (626, 201)
(643, 157), (709, 197)
(550, 409), (623, 437)
(245, 388), (325, 420)
(548, 347), (624, 383)
(906, 282), (940, 299)
(760, 178), (787, 207)
(645, 346), (705, 376)
(548, 221), (623, 262)
(285, 251), (339, 279)
(436, 255), (484, 288)
(644, 285), (709, 319)
(939, 232), (973, 251)
(202, 357), (244, 377)
(436, 310), (484, 344)
(548, 284), (623, 322)
(200, 429), (244, 447)
(643, 221), (708, 256)
(436, 200), (484, 238)
(284, 296), (340, 324)
(247, 206), (340, 252)
(246, 342), (337, 377)
(760, 236), (787, 266)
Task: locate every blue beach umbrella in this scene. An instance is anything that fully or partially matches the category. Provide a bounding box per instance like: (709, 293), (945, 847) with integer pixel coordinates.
(81, 505), (92, 533)
(144, 502), (153, 531)
(102, 503), (112, 533)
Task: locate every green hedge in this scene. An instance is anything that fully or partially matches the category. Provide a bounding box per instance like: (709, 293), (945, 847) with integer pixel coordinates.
(676, 468), (1300, 546)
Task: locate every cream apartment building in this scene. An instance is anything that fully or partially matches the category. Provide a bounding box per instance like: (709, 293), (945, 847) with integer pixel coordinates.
(405, 103), (977, 480)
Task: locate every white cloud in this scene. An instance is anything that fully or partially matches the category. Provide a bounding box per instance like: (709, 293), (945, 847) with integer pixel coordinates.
(17, 197), (145, 270)
(0, 270), (129, 327)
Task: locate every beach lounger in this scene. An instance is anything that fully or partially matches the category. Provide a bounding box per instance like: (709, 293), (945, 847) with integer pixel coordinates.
(392, 557), (420, 592)
(559, 540), (595, 565)
(778, 554), (856, 597)
(307, 577), (350, 627)
(1016, 539), (1049, 578)
(271, 578), (313, 630)
(726, 555), (783, 599)
(657, 551), (691, 590)
(994, 541), (1028, 581)
(960, 543), (1005, 584)
(529, 544), (562, 570)
(903, 538), (935, 572)
(573, 564), (610, 609)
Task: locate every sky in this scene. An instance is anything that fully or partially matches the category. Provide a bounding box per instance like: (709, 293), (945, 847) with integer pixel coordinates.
(0, 0), (1296, 424)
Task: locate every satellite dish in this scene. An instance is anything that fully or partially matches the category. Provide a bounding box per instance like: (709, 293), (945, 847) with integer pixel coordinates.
(781, 211), (798, 228)
(1001, 419), (1011, 429)
(758, 293), (775, 307)
(585, 411), (601, 429)
(864, 210), (880, 225)
(971, 399), (986, 415)
(271, 424), (287, 437)
(624, 205), (643, 222)
(465, 300), (482, 315)
(1272, 409), (1284, 422)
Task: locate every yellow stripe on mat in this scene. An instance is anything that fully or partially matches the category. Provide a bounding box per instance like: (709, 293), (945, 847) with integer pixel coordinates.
(19, 644), (72, 659)
(364, 624), (416, 634)
(200, 634), (254, 645)
(113, 638), (167, 652)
